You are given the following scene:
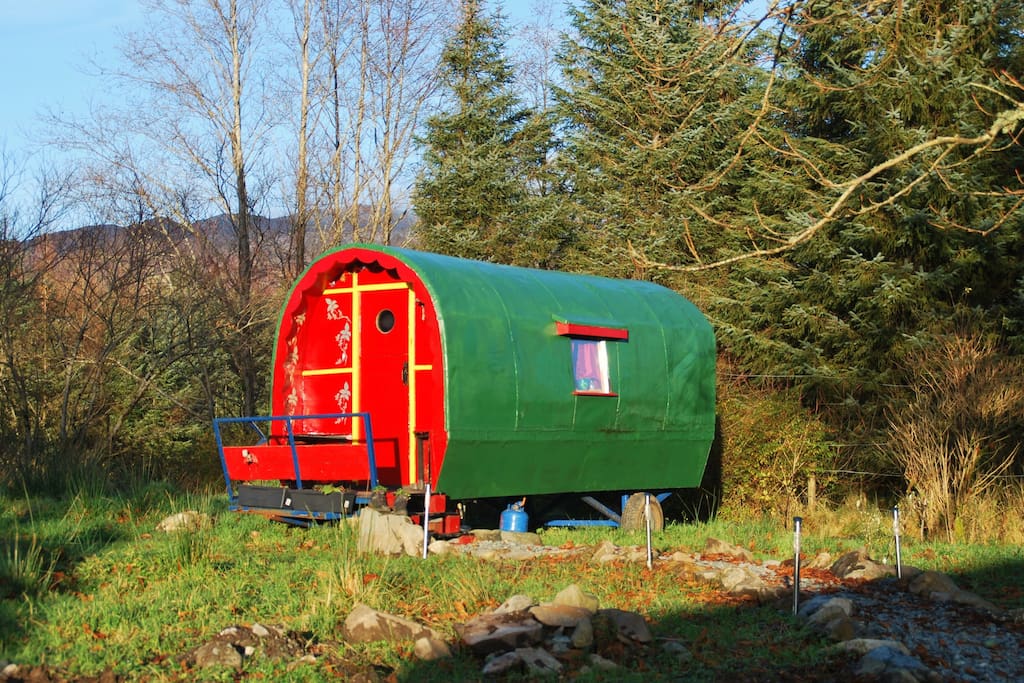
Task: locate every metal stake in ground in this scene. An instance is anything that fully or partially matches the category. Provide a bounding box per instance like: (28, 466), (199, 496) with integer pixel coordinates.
(422, 484), (431, 559)
(892, 505), (902, 579)
(645, 493), (653, 570)
(792, 516), (803, 615)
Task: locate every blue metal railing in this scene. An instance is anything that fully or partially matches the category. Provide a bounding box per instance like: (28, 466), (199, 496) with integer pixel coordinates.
(213, 412), (378, 504)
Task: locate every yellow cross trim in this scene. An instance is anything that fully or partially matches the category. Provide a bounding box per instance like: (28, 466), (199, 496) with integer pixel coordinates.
(323, 282), (409, 295)
(407, 289), (417, 485)
(301, 367), (354, 377)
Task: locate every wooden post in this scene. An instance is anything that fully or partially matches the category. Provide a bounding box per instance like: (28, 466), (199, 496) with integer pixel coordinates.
(807, 474), (817, 512)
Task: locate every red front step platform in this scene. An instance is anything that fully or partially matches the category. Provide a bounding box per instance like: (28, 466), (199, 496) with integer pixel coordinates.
(222, 443), (376, 483)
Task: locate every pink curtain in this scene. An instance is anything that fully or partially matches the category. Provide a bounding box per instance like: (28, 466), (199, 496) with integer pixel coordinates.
(572, 340), (602, 391)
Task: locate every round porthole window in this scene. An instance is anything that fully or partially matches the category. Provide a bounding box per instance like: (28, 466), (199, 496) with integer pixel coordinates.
(376, 309), (396, 333)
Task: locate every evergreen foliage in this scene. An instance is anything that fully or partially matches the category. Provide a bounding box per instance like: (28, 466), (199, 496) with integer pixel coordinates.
(553, 0), (766, 279)
(414, 0), (565, 267)
(720, 0), (1024, 437)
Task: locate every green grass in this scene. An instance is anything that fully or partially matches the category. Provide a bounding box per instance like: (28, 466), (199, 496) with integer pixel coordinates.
(2, 488), (1022, 680)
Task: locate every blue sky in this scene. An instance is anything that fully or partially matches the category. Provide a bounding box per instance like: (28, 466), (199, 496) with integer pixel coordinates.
(0, 1), (144, 156)
(0, 0), (555, 166)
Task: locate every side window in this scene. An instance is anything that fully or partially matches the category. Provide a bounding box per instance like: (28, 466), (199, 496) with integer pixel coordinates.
(571, 339), (610, 394)
(556, 321), (627, 397)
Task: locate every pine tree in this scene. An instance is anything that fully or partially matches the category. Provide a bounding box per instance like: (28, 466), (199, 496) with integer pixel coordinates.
(413, 0), (561, 266)
(722, 0), (1024, 429)
(552, 0), (766, 279)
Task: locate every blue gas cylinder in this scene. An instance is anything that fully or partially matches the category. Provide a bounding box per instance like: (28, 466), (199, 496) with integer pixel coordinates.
(500, 501), (529, 532)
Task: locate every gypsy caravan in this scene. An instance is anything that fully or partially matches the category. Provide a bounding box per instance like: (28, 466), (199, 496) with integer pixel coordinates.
(215, 245), (716, 530)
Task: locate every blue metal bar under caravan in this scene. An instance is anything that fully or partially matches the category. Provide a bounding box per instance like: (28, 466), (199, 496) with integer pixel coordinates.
(362, 412), (378, 490)
(544, 492), (674, 528)
(212, 417), (236, 503)
(284, 417), (302, 489)
(212, 411), (379, 498)
(213, 415), (275, 504)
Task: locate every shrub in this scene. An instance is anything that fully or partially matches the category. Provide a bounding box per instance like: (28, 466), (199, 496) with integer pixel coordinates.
(717, 369), (835, 521)
(886, 333), (1024, 542)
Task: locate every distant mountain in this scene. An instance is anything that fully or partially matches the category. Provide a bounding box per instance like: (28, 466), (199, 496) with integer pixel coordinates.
(24, 207), (418, 262)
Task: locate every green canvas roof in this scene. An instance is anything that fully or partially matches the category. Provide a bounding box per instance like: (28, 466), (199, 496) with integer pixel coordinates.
(339, 245), (716, 498)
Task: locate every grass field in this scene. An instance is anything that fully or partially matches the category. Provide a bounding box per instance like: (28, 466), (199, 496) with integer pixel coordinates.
(2, 484), (1022, 681)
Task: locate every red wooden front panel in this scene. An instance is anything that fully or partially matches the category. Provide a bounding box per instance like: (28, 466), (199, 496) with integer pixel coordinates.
(266, 249), (449, 491)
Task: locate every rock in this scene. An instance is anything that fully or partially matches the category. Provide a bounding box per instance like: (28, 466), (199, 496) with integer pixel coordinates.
(591, 540), (620, 564)
(662, 640), (693, 664)
(830, 549), (896, 580)
(413, 637), (451, 661)
(286, 654), (318, 672)
(832, 638), (911, 657)
(587, 653), (619, 671)
(342, 603), (439, 644)
(598, 608), (653, 644)
(529, 604), (592, 628)
(470, 528), (502, 541)
(571, 618), (595, 649)
(427, 539), (452, 555)
(908, 570), (1000, 612)
(495, 594), (535, 614)
(500, 530), (543, 545)
(192, 642), (244, 670)
(291, 654), (317, 666)
(516, 646), (563, 675)
(623, 547), (648, 562)
(456, 612), (545, 654)
(805, 597), (854, 624)
(481, 651), (522, 675)
(184, 623), (306, 671)
(718, 565), (770, 599)
(796, 594), (832, 618)
(908, 570), (959, 596)
(357, 507), (423, 557)
(696, 569), (721, 585)
(156, 511), (212, 533)
(822, 615), (858, 641)
(799, 596), (859, 641)
(552, 584), (599, 613)
(854, 644), (932, 681)
(666, 550), (698, 563)
(806, 551), (833, 569)
(704, 537), (755, 562)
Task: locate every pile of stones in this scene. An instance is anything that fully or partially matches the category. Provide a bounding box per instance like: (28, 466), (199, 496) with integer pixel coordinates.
(339, 583), (674, 678)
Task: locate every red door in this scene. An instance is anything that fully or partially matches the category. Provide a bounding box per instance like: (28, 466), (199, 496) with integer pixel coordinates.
(357, 281), (411, 486)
